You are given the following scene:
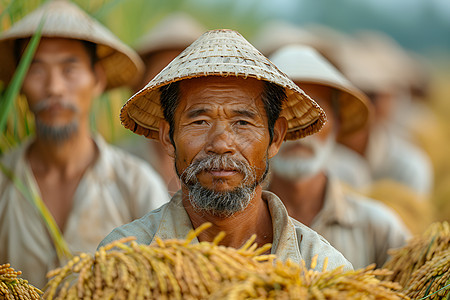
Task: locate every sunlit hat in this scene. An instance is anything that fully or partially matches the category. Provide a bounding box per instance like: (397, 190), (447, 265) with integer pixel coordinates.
(135, 12), (206, 57)
(0, 0), (144, 90)
(121, 29), (326, 141)
(269, 45), (370, 137)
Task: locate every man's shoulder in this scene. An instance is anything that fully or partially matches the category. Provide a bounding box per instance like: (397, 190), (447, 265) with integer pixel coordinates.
(291, 217), (333, 246)
(98, 139), (166, 184)
(290, 217), (353, 271)
(98, 201), (170, 248)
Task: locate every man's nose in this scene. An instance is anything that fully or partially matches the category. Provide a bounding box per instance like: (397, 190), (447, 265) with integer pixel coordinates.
(46, 69), (65, 96)
(205, 123), (236, 155)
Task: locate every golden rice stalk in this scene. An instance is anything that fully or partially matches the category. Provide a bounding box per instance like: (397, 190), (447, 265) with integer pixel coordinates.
(403, 248), (450, 299)
(44, 222), (408, 300)
(0, 263), (42, 300)
(209, 260), (409, 300)
(382, 221), (450, 288)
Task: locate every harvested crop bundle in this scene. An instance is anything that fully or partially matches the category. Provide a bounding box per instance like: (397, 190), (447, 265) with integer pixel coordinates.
(383, 221), (449, 286)
(383, 221), (450, 299)
(0, 263), (42, 300)
(44, 223), (407, 300)
(404, 248), (450, 299)
(209, 259), (409, 300)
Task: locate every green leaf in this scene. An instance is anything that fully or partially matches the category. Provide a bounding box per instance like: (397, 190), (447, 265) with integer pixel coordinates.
(0, 14), (45, 134)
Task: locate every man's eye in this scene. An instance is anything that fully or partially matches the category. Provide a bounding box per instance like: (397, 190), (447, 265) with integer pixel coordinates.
(192, 120), (206, 125)
(237, 120), (249, 126)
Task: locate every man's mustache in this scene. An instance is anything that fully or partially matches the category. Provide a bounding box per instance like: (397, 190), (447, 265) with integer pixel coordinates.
(30, 98), (79, 114)
(180, 154), (256, 186)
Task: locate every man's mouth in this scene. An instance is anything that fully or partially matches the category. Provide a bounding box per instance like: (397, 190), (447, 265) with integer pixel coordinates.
(205, 168), (238, 177)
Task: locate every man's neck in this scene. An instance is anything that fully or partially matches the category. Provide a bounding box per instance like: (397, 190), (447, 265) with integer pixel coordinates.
(182, 186), (273, 250)
(27, 126), (97, 178)
(268, 172), (327, 226)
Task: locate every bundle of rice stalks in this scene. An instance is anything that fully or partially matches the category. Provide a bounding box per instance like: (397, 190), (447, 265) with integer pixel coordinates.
(404, 248), (450, 299)
(383, 221), (450, 299)
(44, 223), (408, 300)
(210, 260), (408, 300)
(0, 263), (42, 300)
(44, 223), (273, 300)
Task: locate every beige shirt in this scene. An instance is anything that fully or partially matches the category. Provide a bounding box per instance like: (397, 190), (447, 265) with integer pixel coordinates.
(99, 190), (353, 272)
(0, 136), (169, 289)
(310, 177), (411, 269)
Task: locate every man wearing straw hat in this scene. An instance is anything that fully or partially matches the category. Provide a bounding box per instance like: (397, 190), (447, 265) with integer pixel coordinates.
(268, 45), (410, 269)
(122, 12), (206, 195)
(0, 0), (169, 288)
(100, 29), (353, 271)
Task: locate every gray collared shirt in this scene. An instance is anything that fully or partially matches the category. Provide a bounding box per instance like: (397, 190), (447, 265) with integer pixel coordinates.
(99, 190), (353, 272)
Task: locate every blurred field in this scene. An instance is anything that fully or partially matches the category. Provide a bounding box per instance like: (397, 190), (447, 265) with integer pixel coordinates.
(1, 0), (449, 224)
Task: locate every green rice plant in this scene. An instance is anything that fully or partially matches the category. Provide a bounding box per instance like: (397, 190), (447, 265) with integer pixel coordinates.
(0, 15), (43, 141)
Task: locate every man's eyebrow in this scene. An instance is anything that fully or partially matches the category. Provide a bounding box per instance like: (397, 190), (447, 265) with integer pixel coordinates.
(31, 57), (80, 64)
(233, 109), (257, 118)
(62, 57), (80, 64)
(186, 108), (209, 118)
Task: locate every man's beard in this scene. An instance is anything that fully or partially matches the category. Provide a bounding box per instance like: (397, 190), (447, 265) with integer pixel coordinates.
(34, 119), (79, 144)
(271, 132), (336, 181)
(30, 98), (80, 144)
(177, 154), (269, 217)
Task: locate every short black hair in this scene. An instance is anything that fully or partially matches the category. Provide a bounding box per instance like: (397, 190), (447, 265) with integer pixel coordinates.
(13, 38), (98, 68)
(159, 79), (286, 146)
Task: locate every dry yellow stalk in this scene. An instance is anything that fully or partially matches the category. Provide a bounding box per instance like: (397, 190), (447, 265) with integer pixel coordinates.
(0, 263), (42, 300)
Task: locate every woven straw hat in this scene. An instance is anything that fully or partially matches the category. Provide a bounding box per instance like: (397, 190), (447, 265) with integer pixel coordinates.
(135, 12), (206, 57)
(0, 0), (143, 90)
(121, 29), (326, 141)
(269, 45), (370, 137)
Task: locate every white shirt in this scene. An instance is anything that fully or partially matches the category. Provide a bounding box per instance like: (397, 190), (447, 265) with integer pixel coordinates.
(0, 135), (169, 288)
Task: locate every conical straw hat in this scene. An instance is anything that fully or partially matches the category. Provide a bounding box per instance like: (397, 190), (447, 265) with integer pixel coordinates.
(269, 45), (370, 137)
(0, 0), (144, 90)
(121, 29), (326, 141)
(135, 12), (206, 57)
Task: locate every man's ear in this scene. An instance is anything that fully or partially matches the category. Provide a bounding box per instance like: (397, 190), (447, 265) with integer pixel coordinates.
(268, 116), (288, 159)
(159, 120), (175, 158)
(93, 64), (107, 97)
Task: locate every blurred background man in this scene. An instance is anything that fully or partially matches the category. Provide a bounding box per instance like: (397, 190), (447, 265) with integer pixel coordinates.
(0, 0), (168, 288)
(268, 45), (410, 269)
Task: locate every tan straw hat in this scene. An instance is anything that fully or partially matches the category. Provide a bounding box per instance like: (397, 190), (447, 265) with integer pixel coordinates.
(269, 45), (370, 136)
(121, 29), (326, 141)
(0, 0), (144, 90)
(135, 12), (206, 57)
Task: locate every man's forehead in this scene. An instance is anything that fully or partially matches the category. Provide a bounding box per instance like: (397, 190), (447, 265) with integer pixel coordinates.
(177, 77), (264, 108)
(179, 76), (265, 104)
(32, 37), (90, 57)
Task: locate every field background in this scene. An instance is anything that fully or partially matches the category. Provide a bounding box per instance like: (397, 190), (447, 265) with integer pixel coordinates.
(1, 0), (449, 223)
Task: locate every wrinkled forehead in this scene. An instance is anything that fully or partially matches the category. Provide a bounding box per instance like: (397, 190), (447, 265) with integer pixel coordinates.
(178, 76), (265, 106)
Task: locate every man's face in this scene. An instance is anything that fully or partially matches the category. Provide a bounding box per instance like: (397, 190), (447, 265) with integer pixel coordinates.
(21, 37), (103, 142)
(160, 76), (284, 216)
(271, 83), (336, 180)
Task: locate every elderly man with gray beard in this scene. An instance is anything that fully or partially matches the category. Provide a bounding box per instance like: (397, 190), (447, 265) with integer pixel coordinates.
(268, 45), (410, 269)
(99, 30), (353, 272)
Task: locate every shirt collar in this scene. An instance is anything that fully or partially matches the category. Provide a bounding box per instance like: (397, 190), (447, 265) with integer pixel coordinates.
(151, 190), (303, 263)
